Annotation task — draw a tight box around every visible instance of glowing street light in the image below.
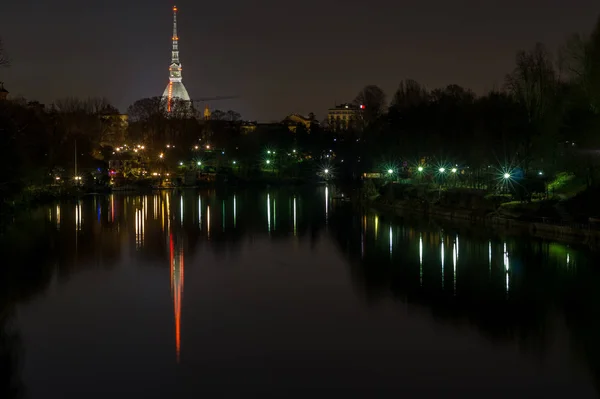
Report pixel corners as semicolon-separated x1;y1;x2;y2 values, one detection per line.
179;162;184;166
232;161;237;164
503;173;511;179
418;166;424;172
159;153;164;159
387;169;393;174
439;167;445;173
324;169;329;174
266;160;271;164
267;150;271;154
197;161;201;166
451;168;457;173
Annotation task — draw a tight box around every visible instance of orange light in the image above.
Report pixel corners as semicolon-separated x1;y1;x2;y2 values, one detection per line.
167;81;173;112
173;6;177;11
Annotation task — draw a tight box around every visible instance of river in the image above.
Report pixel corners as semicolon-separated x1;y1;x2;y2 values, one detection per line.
1;186;599;398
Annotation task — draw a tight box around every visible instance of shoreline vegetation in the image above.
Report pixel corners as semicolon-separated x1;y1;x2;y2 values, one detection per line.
359;180;600;247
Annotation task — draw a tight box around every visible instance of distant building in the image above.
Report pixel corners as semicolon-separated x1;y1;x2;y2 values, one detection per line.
0;82;8;101
240;121;258;134
327;103;363;131
283;113;312;129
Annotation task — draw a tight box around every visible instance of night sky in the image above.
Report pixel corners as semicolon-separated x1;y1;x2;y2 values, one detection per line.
1;0;599;121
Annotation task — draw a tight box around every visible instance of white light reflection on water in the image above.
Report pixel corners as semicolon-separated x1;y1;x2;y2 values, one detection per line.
488;240;492;277
293;196;297;236
504;242;510;294
325;186;329;223
441;235;445;288
453;242;457;295
180;195;184;226
267;194;271;232
233;194;237;228
389;226;393;257
419;233;423;286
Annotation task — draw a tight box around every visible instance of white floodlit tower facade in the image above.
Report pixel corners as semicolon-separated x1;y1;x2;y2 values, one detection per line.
162;5;190;111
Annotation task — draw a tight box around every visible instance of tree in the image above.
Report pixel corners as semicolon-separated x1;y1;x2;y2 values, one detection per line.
211;109;225;121
390;79;429;110
354;85;386;128
562;15;600;113
225;110;241;122
505;43;560;170
505;43;557;125
0;37;9;67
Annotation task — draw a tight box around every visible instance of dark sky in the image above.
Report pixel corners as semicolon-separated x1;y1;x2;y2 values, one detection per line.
0;0;599;121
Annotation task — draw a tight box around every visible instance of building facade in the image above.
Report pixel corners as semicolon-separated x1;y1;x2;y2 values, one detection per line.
327;103;363;131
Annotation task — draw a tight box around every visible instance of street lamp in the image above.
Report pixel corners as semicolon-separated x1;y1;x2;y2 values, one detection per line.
197;161;201;166
418;166;424;172
439;167;445;173
324;169;329;174
266;160;271;164
451;168;457;173
387;169;393;174
503;173;510;179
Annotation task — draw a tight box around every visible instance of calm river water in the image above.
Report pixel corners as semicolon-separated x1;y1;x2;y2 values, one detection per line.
2;187;600;398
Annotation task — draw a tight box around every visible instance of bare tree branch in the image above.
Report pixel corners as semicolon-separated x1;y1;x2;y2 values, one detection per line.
0;37;9;67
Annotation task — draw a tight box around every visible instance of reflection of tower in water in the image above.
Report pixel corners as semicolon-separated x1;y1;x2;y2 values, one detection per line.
170;232;184;362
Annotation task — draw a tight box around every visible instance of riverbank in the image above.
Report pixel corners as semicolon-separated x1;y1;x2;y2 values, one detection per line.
365;199;600;247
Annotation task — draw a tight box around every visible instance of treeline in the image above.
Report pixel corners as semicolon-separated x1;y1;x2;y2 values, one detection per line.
2;15;600;199
341;16;600;184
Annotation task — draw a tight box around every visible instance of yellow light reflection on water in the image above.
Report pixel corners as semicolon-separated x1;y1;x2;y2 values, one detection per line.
207;205;211;238
56;205;61;230
75;201;82;231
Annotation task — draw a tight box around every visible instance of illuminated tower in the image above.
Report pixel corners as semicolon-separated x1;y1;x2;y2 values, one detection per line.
162;5;190;112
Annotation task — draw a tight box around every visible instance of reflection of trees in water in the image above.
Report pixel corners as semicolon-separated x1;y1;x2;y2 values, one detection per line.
328;207;600;394
0;215;62;399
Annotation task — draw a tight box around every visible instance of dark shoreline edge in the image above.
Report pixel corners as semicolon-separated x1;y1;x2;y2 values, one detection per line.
363;199;600;248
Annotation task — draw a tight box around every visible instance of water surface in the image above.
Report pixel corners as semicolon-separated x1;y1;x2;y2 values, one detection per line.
2;187;600;398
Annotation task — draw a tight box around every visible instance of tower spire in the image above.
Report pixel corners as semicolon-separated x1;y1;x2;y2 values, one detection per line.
162;5;190;111
171;5;179;64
